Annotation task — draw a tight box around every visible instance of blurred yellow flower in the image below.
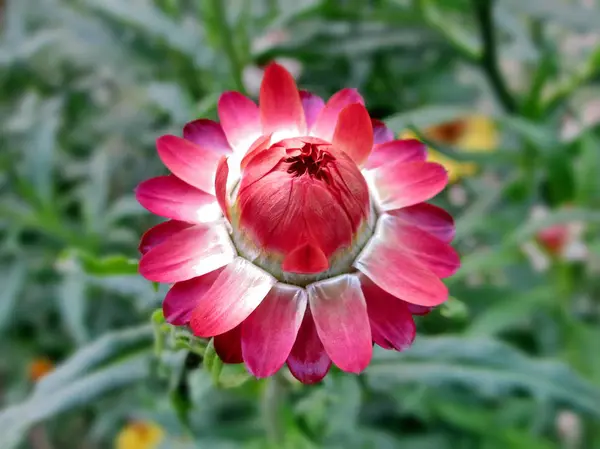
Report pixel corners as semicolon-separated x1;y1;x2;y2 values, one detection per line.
115;421;165;449
401;115;498;183
28;357;54;382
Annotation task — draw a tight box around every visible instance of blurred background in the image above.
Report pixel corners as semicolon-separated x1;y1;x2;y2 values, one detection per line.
1;0;600;448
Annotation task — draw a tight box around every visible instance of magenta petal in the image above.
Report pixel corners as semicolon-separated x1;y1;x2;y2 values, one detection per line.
214;325;243;364
332;103;374;166
156;135;222;195
406;303;433;315
162;269;223;325
354;218;449;307
311;88;364;142
138;220;193;255
307;274;372;373
214;157;230;221
260;63;306;138
183;119;232;155
381;215;460;278
242;284;308;378
371;161;448;210
372;119;395;145
300;90;325;132
139;224;235;283
287;308;331;384
361;276;416;351
389;203;455;242
364;139;427;170
218;91;262;154
135;175;221;224
190;258;276;337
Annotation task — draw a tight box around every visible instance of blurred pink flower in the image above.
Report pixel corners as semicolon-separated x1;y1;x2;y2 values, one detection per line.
136;63;459;383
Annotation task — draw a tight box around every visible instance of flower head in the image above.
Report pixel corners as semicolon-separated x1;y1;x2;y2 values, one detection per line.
402;115;498;183
115;421;164;449
28;357;54;382
136;63;459;383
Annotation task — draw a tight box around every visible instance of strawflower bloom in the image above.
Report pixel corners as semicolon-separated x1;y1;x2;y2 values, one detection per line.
28;357;54;382
136;63;460;383
115;421;164;449
402;115;498;183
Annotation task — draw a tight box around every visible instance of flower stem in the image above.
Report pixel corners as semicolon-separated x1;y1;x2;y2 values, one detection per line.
261;376;285;445
472;0;518;114
209;0;246;93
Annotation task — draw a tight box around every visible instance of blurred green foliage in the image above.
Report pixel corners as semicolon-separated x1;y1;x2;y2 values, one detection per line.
1;0;600;448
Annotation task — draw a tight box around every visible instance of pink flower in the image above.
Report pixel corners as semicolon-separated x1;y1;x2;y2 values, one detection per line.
136;64;459;384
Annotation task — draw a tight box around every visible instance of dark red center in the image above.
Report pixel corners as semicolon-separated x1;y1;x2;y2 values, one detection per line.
285;142;335;182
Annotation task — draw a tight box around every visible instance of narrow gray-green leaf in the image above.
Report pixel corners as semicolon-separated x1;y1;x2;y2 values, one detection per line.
368;336;600;416
0;260;27;333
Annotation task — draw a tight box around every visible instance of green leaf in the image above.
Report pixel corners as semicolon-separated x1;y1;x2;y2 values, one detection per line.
542;149;576;205
0;323;153;449
367;336;600;416
439;296;469;320
218;363;252;389
64;249;139;277
498;116;556;149
202;338;251;388
0;355;150;449
81;0;204;58
575;133;600;205
0;260;27;333
203;338;223;383
35;324;153;394
57;268;89;345
499;0;600;31
448;247;521;283
466;286;556;337
433;401;558;449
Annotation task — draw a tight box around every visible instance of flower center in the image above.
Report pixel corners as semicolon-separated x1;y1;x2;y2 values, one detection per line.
285;142;335;182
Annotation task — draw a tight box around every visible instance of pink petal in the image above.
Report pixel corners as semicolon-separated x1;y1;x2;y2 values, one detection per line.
307;274;372;373
287;308;331;384
354;218;449;306
214;325;243;364
380;215;460;278
389;203;455;242
406;303;433;315
190;257;276;337
242;284;307;377
260;63;306;139
239;134;274;170
214;157;230;221
138;220;193;255
156;135;222;195
135;175;222;223
372;119;394;145
218;92;262;154
364;139;427;170
361;276;415;351
370;161;448;211
183;119;232;155
139;224;235;283
162;268;223;325
332;103;374;166
300;90;325;132
311;88;364;142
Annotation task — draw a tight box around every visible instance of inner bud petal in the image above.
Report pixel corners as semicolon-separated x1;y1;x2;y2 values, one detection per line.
232;137;372;283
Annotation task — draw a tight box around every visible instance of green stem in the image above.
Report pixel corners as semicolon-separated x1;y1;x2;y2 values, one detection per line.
209;0;246;93
472;0;518;113
261;376;285;446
